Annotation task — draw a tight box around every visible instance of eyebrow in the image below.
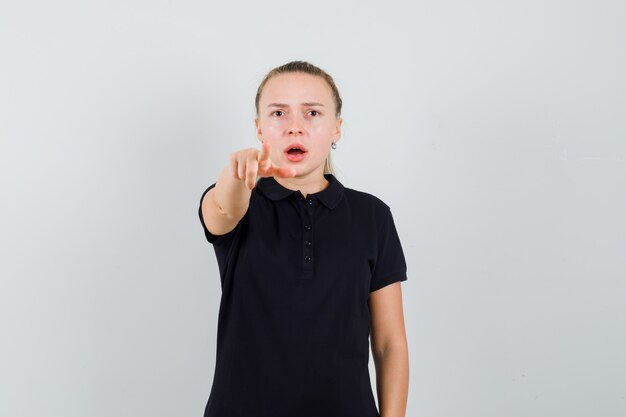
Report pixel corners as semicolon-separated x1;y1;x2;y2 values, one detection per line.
267;102;325;108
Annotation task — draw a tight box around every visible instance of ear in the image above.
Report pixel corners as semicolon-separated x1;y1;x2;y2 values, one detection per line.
334;117;343;143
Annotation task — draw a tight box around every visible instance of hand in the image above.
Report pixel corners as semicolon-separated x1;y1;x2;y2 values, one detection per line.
229;142;297;190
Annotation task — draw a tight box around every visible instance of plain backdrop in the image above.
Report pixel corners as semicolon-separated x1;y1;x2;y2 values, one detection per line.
1;1;625;416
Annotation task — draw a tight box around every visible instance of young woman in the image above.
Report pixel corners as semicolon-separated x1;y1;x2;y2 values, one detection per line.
199;61;409;417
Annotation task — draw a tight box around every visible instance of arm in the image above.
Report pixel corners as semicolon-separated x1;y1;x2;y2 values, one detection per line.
201;142;295;236
369;281;409;417
201;164;252;236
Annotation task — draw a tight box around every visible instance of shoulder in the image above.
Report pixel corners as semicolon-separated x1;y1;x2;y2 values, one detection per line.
342;185;392;218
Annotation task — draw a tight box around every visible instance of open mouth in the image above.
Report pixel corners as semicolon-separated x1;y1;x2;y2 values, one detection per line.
284;143;308;154
287;148;306;155
284;144;308;162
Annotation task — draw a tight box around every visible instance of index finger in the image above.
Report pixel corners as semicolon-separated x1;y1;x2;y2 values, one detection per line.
257;141;270;165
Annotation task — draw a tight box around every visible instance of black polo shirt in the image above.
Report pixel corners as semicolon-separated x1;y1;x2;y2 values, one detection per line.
198;173;408;417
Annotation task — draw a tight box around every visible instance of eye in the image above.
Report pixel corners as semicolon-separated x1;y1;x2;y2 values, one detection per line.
309;110;319;116
271;110;284;117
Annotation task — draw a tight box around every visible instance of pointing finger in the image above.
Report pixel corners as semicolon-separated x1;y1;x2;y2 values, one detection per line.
257;142;270;168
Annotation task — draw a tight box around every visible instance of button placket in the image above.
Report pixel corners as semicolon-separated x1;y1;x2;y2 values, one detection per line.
301;194;315;273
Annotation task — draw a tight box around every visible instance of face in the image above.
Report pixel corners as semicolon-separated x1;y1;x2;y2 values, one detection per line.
255;72;342;176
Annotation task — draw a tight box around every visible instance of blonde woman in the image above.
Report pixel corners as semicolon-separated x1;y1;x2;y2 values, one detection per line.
199;60;409;417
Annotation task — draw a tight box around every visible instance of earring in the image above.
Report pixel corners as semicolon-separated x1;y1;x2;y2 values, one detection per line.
331;142;337;150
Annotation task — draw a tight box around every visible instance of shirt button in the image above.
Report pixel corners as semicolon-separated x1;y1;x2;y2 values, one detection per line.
304;224;311;231
304;255;311;261
307;198;313;205
305;240;311;246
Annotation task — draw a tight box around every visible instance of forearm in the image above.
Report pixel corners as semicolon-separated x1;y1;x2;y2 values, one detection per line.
373;346;409;417
213;164;252;218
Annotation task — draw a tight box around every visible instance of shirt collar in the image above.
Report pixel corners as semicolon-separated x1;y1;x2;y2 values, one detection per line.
256;173;344;210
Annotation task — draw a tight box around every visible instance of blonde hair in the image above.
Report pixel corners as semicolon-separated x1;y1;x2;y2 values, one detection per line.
255;60;342;176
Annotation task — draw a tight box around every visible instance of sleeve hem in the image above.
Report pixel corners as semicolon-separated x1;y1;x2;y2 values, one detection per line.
369;270;408;293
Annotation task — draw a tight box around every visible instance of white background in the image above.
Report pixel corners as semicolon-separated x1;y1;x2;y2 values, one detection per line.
1;1;625;416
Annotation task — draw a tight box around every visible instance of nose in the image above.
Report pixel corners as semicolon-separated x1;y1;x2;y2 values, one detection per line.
288;115;304;135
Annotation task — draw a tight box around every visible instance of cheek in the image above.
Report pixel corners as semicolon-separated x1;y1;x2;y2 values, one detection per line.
263;123;283;136
308;122;335;136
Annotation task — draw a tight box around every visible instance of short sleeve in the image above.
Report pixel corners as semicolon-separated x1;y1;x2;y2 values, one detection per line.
198;182;242;247
369;206;408;293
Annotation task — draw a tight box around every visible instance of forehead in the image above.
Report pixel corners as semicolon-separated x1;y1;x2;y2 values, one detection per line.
260;72;333;105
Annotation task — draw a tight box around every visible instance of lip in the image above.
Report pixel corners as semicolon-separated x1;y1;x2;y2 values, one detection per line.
283;142;308;163
283;143;308;153
284;150;307;162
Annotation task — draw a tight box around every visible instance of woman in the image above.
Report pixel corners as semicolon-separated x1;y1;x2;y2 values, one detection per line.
199;60;409;417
